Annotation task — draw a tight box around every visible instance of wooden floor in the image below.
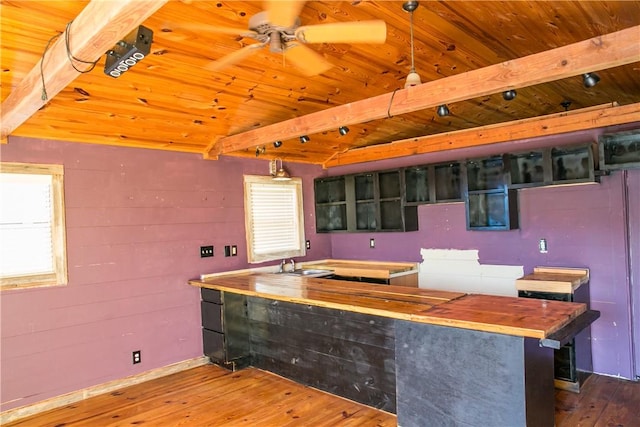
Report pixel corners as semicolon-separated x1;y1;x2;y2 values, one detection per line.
5;364;640;426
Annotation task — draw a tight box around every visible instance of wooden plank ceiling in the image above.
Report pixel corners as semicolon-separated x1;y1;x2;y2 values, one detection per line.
1;1;639;167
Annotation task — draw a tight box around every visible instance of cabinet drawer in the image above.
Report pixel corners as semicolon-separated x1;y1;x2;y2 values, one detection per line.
202;328;225;360
201;301;223;332
201;288;222;303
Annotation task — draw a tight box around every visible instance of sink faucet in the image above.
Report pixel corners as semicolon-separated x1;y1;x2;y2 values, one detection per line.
279;259;286;273
289;259;295;271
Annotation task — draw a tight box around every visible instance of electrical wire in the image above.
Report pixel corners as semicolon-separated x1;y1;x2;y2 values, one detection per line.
40;32;62;101
64;20;98;73
40;20;99;101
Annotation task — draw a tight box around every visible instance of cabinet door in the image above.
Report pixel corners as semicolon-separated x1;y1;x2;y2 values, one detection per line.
599;130;640;170
434;163;462;202
354;174;377;231
466;156;505;191
404;167;430;204
551;146;595;184
378;170;405;231
315;177;348;232
507;151;546;188
464;158;518;230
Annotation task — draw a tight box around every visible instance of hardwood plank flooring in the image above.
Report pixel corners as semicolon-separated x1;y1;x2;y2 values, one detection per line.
4;364;639;426
555;374;640;427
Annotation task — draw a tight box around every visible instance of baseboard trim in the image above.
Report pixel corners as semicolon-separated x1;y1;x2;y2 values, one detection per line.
0;356;209;424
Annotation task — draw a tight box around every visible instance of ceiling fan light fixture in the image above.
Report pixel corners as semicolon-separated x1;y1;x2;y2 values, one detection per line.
436;104;450;117
583;72;600;88
273;140;283;148
403;1;421;89
405;71;422;88
339;126;350;136
299;135;310;143
502;89;517;101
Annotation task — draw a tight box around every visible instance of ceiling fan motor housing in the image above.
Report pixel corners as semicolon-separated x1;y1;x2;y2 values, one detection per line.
248;11;299;53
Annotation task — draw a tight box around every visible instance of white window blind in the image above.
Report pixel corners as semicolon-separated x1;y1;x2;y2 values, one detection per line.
0;162;67;289
0;173;54;276
244;175;305;263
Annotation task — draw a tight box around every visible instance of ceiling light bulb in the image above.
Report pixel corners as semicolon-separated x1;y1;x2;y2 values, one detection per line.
502;89;517;101
339;126;349;136
583;72;600;88
273;140;282;148
405;71;422;88
299;135;310;143
436;104;450;117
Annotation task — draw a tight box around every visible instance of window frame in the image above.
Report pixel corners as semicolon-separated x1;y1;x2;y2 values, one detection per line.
0;162;68;290
243;175;306;264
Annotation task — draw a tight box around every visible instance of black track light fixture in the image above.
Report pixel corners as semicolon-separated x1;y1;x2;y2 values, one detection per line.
582;72;600;88
502;89;517;101
560;100;572;111
338;126;350;136
273;140;282;148
299;135;310;143
436;104;450;117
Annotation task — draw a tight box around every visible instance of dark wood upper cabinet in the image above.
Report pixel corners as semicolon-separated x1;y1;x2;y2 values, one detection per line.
315;143;602;233
506;144;597;188
314;176;348;232
506;151;547;188
599;130;640;171
463;156;519;231
315;170;417;233
551;146;595;184
404;162;462;206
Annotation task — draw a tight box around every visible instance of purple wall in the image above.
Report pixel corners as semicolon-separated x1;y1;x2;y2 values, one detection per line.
326;127;639;380
0;137;328;411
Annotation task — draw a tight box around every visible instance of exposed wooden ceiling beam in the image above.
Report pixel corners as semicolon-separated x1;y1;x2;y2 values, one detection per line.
209;25;640;159
0;0;168;140
323;102;640;167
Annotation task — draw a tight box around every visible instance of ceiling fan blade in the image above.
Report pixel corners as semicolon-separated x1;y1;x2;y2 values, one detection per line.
264;0;306;28
284;43;333;76
205;44;264;72
171;22;257;38
295;20;387;44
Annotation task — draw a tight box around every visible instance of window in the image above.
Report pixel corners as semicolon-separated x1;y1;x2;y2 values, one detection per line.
244;175;306;263
0;162;68;289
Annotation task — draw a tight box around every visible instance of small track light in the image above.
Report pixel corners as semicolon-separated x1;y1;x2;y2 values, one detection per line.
502;89;517;101
339;126;349;136
560;100;572;111
273;140;282;148
436;104;450;117
299;135;310;143
582;72;600;88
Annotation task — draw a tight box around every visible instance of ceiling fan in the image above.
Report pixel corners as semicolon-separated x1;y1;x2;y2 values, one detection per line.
184;0;387;76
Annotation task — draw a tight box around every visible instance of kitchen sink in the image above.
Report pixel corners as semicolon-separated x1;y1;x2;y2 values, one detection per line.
283;269;334;277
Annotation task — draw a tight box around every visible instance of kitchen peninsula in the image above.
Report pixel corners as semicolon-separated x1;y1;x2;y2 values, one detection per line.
189;271;598;427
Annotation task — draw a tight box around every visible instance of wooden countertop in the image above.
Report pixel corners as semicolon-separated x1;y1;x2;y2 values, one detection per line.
301;259;418;278
516;267;589;294
190;272;586;339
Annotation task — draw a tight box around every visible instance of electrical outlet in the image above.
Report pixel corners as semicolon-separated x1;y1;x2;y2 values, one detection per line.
369;238;376;248
306;240;311;250
200;245;214;258
231;245;237;256
224;245;231;257
132;350;141;364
